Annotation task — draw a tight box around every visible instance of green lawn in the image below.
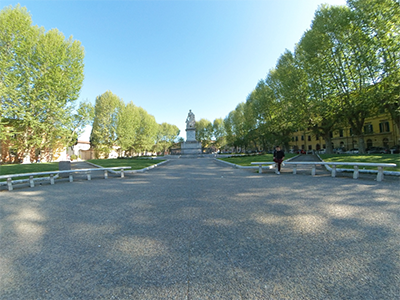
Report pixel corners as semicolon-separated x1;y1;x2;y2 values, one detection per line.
218;153;399;171
0;158;165;178
0;162;60;176
218;153;298;166
319;154;400;171
87;158;165;170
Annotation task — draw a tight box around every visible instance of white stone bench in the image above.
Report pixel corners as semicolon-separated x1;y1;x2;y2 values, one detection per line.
250;162;276;174
251;161;397;182
0;167;131;191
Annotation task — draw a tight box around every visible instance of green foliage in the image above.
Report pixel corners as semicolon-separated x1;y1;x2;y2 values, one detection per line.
222;0;398;155
116;101;140;154
347;0;400;131
213;118;226;149
195;118;213;148
0;5;85;157
131;107;158;153
90;91;124;155
155;122;180;153
88;158;165;170
0;162;59;176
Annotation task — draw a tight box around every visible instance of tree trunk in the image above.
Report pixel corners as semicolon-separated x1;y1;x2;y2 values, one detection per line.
323;134;333;154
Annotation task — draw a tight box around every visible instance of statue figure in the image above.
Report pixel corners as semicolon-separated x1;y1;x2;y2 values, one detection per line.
186;109;195;128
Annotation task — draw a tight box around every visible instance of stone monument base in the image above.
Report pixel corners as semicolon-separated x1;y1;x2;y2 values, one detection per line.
181;141;202;155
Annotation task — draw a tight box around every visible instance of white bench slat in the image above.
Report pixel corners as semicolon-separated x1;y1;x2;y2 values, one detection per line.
250;162;276;174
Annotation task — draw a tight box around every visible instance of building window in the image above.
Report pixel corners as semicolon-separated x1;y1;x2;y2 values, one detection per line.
308;135;311;141
330;132;333;138
308;145;312;150
364;124;373;134
339;129;343;137
366;139;373;149
316;135;319;140
301;135;304;141
379;121;390;133
349;128;353;136
295;136;298;141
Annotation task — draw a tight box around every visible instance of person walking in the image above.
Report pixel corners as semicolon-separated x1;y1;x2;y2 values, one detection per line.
273;146;285;174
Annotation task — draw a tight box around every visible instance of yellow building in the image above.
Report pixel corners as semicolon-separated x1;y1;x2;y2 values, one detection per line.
289;113;399;152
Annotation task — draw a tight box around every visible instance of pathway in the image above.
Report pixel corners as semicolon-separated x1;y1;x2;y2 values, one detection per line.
1;158;399;299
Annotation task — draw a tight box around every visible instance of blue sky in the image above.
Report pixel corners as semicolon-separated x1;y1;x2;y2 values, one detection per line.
2;0;347;139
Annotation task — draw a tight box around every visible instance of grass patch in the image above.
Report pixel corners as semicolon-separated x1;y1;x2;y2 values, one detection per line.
218;153;297;166
319;154;400;171
0;162;61;182
0;162;60;176
88;158;165;170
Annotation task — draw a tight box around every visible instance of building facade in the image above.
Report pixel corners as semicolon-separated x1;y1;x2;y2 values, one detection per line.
289;113;399;152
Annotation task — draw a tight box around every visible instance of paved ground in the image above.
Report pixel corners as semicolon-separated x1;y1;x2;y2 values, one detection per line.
71;161;98;170
1;157;399;299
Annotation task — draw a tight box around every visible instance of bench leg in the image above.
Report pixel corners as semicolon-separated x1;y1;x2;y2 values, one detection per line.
259;165;262;174
311;165;316;176
29;176;35;188
353;166;359;179
293;165;297;174
121;169;125;178
376;167;383;182
104;170;108;179
50;174;55;185
87;172;91;181
7;178;13;191
331;165;336;177
69;174;73;182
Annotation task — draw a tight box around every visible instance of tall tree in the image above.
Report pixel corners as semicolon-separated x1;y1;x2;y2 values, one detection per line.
116;101;140;155
0;5;85;159
348;0;400;132
245;80;277;151
155;122;180;154
299;4;381;153
131;107;158;154
90;91;124;156
264;50;309;150
212;118;226;150
195;118;213;148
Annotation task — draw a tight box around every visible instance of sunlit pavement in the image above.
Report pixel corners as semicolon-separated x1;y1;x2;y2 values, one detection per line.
1;158;399;299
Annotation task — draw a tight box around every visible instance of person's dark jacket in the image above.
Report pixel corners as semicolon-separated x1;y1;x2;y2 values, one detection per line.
273;150;285;161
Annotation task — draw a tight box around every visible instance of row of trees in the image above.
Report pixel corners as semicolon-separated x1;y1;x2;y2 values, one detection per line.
90;91;179;157
3;1;399;159
221;0;399;154
0;5;179;161
194;118;226;150
1;5;93;161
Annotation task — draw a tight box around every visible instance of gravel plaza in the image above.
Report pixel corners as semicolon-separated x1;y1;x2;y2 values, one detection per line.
1;157;399;299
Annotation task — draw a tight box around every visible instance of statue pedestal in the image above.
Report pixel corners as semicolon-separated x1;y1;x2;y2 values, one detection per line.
181;141;202;155
181;128;201;155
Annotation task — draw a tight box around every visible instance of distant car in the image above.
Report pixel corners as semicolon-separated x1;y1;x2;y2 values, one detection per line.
346;148;359;154
390;145;400;154
333;148;346;154
318;149;326;154
367;147;385;154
